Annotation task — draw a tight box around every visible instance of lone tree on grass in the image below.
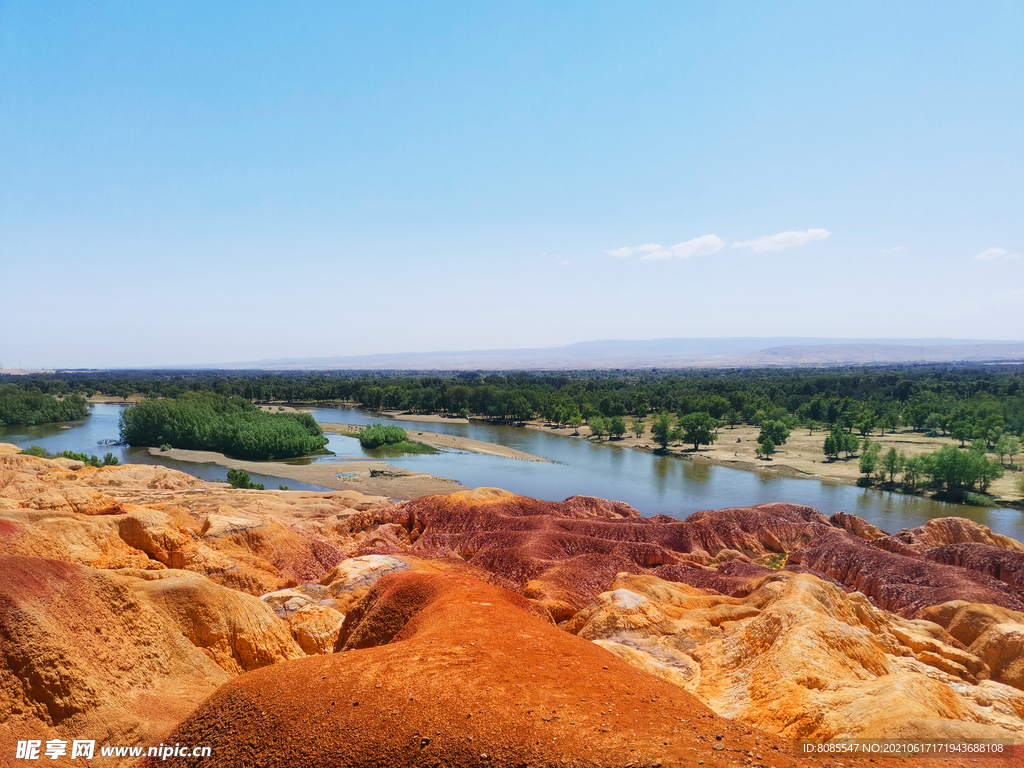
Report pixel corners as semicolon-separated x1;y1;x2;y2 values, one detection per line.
651;412;674;450
608;416;627;440
676;412;718;451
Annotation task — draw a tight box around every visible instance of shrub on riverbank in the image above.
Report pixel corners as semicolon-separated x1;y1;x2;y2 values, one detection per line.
227;468;264;490
119;393;327;461
0;386;88;427
21;445;120;467
357;424;435;454
358;424;408;448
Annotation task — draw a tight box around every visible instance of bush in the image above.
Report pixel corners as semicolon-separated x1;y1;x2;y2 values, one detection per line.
160;443;172;451
965;492;997;508
357;424;409;448
54;450;106;467
119;393;328;461
21;445;51;458
227;468;265;490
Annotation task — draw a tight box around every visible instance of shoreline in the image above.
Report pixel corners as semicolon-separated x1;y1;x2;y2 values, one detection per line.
318;422;551;463
521;419;1023;506
146;447;466;499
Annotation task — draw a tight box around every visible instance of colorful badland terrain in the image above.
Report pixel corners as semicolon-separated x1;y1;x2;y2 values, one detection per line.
1;443;1022;767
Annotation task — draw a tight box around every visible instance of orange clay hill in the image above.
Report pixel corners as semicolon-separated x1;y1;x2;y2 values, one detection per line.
1;448;1022;766
140;570;998;768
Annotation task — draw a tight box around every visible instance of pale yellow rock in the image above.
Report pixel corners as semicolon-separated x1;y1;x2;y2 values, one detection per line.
570;571;1024;740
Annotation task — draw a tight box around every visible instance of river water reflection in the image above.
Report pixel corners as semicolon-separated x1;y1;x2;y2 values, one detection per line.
307;406;1023;541
1;403;1020;541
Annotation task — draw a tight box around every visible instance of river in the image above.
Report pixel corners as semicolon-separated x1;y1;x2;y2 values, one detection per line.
2;403;1021;541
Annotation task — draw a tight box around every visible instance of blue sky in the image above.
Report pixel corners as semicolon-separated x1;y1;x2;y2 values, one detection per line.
2;1;1022;368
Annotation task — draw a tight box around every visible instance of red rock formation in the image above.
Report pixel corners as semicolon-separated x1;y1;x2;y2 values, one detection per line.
924;543;1024;593
789;531;1024;618
140;571;974;768
873;517;1024;557
830;511;887;540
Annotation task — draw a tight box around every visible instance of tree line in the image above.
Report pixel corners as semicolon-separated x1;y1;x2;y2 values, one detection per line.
0;385;88;427
8;365;1023;439
118;393;328;461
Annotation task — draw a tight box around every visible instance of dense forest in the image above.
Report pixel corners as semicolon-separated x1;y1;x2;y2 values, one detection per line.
7;365;1024;441
118;393;328;460
0;385;88;427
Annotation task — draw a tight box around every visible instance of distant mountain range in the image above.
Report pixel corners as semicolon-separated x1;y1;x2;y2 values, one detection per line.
189;338;1024;371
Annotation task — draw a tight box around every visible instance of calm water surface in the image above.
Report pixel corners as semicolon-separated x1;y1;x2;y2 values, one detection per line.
308;406;1023;541
2;404;1020;541
0;404;331;491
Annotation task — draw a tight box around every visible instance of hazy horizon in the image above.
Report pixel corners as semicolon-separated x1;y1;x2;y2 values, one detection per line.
5;336;1024;373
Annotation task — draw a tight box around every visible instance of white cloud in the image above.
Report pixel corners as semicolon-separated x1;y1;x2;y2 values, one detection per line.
975;247;1021;261
669;234;724;259
733;228;831;252
610;236;722;261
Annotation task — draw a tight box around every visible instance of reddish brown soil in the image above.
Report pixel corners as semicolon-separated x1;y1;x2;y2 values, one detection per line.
141;571;993;768
789;531;1024;618
370;493;843;609
923;543;1024;592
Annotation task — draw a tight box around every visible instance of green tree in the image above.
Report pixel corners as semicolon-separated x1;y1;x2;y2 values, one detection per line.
758;437;775;459
950;421;972;447
589;415;607;440
676;412;718;451
758;420;790;446
823;434;839;460
227;469;265;490
651;412;673;450
994;435;1010;465
901;454;922;488
631;419;645;439
1006;436;1021;467
608;416;627;440
976;456;1003;493
569;412;583;436
859;441;880;477
881;447;903;484
633;394;649;419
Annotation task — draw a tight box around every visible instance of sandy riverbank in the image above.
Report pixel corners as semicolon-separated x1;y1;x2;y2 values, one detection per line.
146;447;465;498
319;422;551;463
525;420;1024;503
381;410;470;424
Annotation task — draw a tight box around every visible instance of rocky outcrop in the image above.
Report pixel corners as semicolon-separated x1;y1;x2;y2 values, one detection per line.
0;555;228;766
0;452;385;596
788;530;1024;618
922;601;1024;691
5;448;1024;765
830;511;887;540
568;571;1024;741
130;570;305;675
923;543;1024;592
874;517;1024;557
140;571;890;768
